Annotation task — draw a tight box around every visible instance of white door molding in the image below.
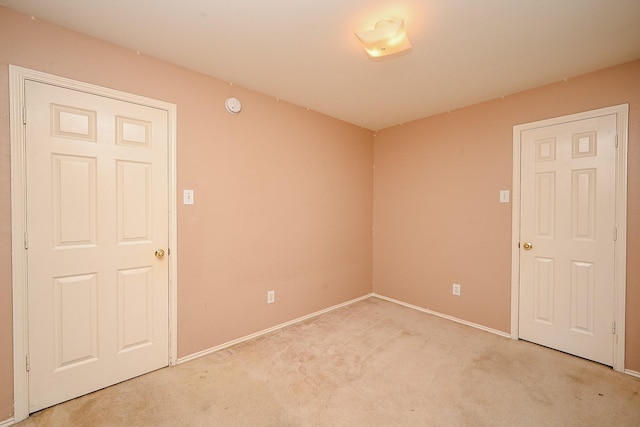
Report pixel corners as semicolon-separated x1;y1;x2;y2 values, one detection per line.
9;65;178;422
510;104;628;372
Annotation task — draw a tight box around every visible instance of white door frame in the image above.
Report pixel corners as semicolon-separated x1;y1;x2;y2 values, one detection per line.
510;104;628;372
9;65;179;422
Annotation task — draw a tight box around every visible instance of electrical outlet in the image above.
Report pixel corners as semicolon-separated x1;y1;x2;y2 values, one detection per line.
452;283;461;296
267;290;275;304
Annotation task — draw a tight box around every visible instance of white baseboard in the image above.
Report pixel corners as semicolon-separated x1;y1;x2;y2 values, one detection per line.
625;369;640;379
0;417;15;427
177;293;374;364
372;293;512;339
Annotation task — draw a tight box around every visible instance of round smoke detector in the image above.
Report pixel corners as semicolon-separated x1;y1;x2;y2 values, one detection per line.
225;97;242;114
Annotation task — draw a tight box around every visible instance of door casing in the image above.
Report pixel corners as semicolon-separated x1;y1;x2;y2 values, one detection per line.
510;104;628;372
9;65;179;423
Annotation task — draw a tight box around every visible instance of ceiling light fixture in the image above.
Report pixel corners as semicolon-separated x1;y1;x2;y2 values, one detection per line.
355;18;412;58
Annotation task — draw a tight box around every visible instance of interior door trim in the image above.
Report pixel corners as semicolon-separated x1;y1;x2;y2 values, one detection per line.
9;65;179;423
510;104;628;372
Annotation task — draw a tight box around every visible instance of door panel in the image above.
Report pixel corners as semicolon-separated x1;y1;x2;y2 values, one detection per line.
53;154;98;247
117;160;152;242
519;114;616;366
117;267;154;352
54;273;98;368
26;80;169;412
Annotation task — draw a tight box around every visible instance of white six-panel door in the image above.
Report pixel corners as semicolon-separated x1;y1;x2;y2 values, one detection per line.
25;80;169;411
518;114;617;366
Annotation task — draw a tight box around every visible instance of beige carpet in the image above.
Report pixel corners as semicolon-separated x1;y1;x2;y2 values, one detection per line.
17;297;640;426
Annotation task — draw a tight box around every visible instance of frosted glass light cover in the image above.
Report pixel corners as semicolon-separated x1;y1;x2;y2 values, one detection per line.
355;19;412;58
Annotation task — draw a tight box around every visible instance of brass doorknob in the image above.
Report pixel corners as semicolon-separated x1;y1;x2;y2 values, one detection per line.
155;249;165;259
523;242;533;250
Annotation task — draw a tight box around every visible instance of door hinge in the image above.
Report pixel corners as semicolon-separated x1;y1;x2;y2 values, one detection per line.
613;227;617;242
26;353;30;372
615;134;618;148
24;232;28;249
612;321;616;335
22;106;27;125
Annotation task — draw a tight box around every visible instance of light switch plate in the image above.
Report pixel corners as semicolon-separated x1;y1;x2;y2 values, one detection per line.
183;189;194;205
499;190;510;203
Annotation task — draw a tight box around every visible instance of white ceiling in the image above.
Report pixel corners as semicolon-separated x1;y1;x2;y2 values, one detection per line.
2;0;640;130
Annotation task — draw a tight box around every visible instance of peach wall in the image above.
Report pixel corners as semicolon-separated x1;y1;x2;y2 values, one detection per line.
0;7;373;421
0;41;12;420
373;60;640;370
